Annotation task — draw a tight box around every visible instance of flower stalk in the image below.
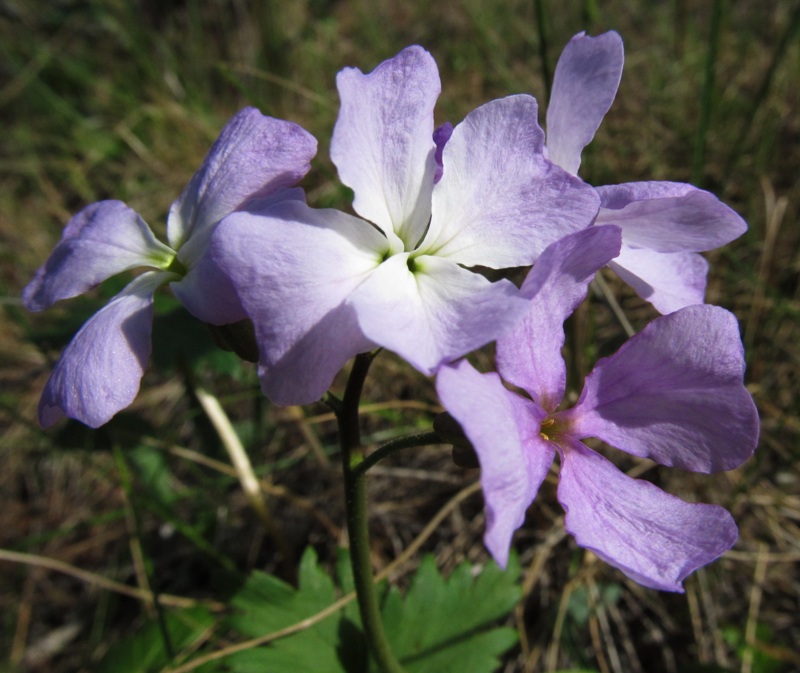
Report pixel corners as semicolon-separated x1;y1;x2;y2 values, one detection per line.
337;352;406;673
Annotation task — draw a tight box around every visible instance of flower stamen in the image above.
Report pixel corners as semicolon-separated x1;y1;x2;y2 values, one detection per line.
540;417;555;440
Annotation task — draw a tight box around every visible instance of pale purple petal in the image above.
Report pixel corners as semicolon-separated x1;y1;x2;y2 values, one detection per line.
557;439;738;592
546;31;624;176
609;246;708;314
433;122;453;183
436;360;555;568
331;46;440;247
496;226;622;411
564;305;759;472
170;188;306;326
24;201;173;312
38;271;170;428
167;107;317;258
170;251;246;326
596;182;748;252
210;201;386;405
348;254;530;375
421;95;600;268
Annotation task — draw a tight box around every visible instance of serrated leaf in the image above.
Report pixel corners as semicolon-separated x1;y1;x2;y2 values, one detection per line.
383;553;521;673
219;547;353;673
209;549;520;673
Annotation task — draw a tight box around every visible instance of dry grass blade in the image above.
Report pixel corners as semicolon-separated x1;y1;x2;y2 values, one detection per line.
194;387;285;547
0;549;225;611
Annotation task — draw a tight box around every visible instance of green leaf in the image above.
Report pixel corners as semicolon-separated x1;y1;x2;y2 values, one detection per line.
384;554;521;673
98;606;215;673
208;548;520;673
221;547;351;673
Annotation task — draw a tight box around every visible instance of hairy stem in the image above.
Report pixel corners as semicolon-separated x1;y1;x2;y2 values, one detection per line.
353;430;442;477
338;352;406;673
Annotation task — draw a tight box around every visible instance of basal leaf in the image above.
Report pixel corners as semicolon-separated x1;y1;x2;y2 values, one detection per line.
383;553;521;673
217;547;354;673
200;548;520;673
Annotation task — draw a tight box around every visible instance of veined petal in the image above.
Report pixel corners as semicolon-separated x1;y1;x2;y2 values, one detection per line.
348;254;530;375
433;122;453;184
436;360;554;568
38;271;170;428
331;46;440;247
564;305;759;472
171;188;307;326
596;181;748;252
168;107;317;258
496;226;622;411
210;201;386;405
609;246;708;314
24;200;173;312
557;439;738;592
546;31;624;176
422;95;599;268
170;250;247;326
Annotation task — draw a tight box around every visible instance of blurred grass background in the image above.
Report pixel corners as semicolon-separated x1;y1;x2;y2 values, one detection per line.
1;0;799;671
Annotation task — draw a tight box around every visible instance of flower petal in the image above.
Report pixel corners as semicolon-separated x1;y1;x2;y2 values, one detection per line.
609;246;708;314
23;201;173;312
557;439;738;592
331;46;440;247
565;304;759;472
433;122;453;184
168;107;317;258
171;188;306;326
436;360;554;568
496;226;622;411
210;201;386;405
422;95;600;268
38;271;169;428
596;181;748;252
170;251;247;326
348;253;529;375
546;31;624;176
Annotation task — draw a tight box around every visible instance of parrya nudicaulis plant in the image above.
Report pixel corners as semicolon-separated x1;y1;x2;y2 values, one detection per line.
24;31;759;673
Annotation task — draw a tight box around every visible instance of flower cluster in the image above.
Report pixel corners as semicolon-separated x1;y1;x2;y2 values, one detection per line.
25;32;758;590
24;109;316;427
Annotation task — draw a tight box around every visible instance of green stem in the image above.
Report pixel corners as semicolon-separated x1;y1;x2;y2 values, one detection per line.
533;0;551;104
692;0;722;187
338;353;406;673
353;430;442;477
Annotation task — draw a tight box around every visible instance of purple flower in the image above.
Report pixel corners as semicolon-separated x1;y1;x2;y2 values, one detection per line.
545;31;748;313
211;46;600;405
436;225;759;591
24;108;317;428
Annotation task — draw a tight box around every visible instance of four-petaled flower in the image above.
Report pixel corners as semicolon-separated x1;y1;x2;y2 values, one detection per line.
437;225;759;591
24;108;317;427
545;31;748;313
23;37;758;591
210;46;600;405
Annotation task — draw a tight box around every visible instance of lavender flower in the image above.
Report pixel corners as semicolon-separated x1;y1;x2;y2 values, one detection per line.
436;225;759;591
545;31;747;313
24;108;317;427
211;46;600;405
